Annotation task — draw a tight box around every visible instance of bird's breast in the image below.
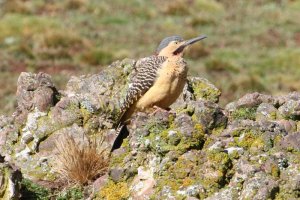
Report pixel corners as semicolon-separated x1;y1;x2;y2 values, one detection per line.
136;58;188;110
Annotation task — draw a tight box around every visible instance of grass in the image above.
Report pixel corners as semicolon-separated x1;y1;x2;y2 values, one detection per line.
0;0;299;115
52;133;109;186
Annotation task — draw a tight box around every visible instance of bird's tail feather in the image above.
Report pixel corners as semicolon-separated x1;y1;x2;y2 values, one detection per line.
110;123;129;152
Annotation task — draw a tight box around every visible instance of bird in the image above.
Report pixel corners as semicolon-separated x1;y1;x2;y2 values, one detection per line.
111;35;207;151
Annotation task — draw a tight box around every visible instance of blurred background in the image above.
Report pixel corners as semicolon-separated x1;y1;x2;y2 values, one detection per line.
0;0;299;115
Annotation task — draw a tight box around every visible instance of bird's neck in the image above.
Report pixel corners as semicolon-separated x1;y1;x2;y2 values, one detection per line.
166;54;184;62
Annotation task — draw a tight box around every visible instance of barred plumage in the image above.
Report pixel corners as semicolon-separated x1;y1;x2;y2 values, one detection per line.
119;56;167;117
111;35;207;152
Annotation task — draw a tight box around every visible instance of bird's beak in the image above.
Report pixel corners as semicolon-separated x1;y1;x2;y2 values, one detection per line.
173;35;207;55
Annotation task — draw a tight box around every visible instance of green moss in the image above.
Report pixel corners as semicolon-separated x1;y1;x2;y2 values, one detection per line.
201;170;224;190
109;139;131;170
56;187;84;200
153;154;200;197
250;137;265;151
146;125;205;155
203;137;214;149
20;179;50;200
212;126;225;136
36;116;59;139
24;162;57;183
99;181;130;200
191;80;221;103
275;192;300;200
228;150;240;160
198;151;233;194
231;129;244;137
236;130;261;149
207;151;232;172
80;107;92;125
168;114;176;128
175;105;195;116
156;178;182;191
169;158;194;179
231;107;257;120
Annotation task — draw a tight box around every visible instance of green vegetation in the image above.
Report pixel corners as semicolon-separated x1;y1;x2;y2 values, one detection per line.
231;107;257;120
0;0;299;115
56;187;84;200
20;178;84;200
20;179;50;200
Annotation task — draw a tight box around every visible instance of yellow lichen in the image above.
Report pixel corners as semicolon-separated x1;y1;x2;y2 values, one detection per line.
271;164;280;178
237;130;261;149
182;177;195;187
99;181;130;200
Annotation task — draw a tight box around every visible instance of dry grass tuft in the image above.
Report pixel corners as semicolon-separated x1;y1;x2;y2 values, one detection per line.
53;133;109;186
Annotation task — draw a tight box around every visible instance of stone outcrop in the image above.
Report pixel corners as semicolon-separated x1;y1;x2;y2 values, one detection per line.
0;59;300;199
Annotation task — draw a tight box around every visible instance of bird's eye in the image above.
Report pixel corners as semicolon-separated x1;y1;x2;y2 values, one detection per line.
175;41;178;44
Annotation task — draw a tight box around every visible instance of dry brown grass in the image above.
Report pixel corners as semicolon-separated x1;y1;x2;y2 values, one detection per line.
53;133;109;186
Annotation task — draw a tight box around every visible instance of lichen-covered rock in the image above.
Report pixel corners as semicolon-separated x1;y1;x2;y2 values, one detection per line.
1;59;300;199
277;132;300;152
239;172;279;200
278;100;300;120
256;103;278;121
225;93;279;112
189;77;221;103
0;163;22;200
0;59;137;186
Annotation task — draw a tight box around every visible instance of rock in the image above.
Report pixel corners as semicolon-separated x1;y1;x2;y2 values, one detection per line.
171;77;221;111
240;172;279;200
190;100;227;132
110;168;125;182
0;59;136;186
92;174;108;192
204;188;238;200
131;167;156;199
256;103;278;121
225;93;276;112
277;132;300;152
2;59;300;199
278;100;300;120
276;119;297;133
0;163;22;200
16;72;58;115
189;77;221;103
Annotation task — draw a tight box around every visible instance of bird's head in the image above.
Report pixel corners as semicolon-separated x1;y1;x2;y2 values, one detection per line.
157;35;207;57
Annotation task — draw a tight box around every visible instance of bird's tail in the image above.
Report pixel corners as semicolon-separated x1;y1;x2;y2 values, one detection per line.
110;103;136;152
110;123;129;152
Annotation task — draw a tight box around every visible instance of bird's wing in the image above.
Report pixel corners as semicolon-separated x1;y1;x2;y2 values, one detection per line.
118;55;167;121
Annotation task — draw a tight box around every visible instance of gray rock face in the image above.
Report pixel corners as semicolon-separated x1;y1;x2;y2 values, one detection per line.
1;59;300;199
